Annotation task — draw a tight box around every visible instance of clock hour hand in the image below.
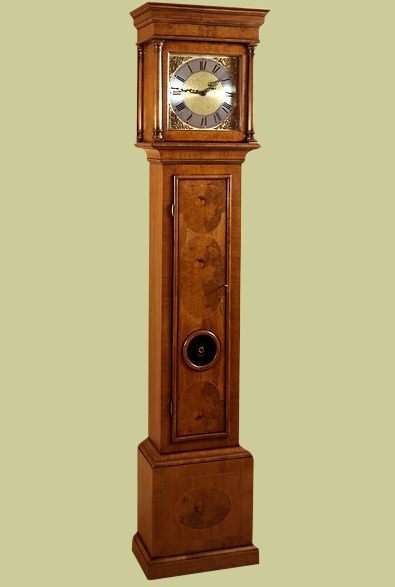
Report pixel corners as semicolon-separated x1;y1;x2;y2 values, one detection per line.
201;83;235;97
200;80;220;95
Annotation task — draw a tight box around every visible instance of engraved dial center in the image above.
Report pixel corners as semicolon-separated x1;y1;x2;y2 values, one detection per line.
183;73;224;115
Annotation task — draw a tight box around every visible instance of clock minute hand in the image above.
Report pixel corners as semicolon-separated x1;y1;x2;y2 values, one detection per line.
170;87;204;95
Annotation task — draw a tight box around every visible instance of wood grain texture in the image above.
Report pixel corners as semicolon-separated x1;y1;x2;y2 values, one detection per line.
135;439;257;561
139;436;252;468
136;445;153;555
131;3;269;45
141;42;155;143
130;4;268;579
132;533;259;580
135;143;259;577
144;150;253;454
132;34;266;144
176;380;225;437
173;175;229;441
176;486;231;529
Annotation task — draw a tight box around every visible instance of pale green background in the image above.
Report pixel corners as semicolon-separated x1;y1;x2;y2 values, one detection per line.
1;1;394;586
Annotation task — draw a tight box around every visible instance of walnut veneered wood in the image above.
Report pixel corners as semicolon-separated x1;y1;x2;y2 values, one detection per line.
130;3;269;579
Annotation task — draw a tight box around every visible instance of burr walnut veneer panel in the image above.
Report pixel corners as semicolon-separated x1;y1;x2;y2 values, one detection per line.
173;176;230;441
133;438;258;579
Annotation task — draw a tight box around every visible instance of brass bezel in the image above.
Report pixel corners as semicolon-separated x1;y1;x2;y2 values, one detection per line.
182;330;221;371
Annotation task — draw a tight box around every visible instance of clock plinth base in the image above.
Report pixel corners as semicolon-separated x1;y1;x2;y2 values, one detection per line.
133;438;258;579
132;532;259;580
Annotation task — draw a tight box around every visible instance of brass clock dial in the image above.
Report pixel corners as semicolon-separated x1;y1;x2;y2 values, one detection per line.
169;57;237;130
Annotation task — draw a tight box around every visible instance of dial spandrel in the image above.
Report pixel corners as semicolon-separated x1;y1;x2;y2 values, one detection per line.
168;56;238;130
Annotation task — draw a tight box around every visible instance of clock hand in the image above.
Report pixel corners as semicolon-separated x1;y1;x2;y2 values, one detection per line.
201;83;236;97
170;87;204;95
201;80;220;96
171;84;235;97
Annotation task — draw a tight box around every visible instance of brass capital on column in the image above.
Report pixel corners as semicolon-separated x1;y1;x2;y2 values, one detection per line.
153;40;164;52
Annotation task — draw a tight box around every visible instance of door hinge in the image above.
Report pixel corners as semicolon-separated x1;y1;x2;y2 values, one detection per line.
171;203;175;217
169;401;173;416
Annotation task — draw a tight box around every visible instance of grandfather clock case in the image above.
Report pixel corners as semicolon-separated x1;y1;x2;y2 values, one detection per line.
130;3;269;579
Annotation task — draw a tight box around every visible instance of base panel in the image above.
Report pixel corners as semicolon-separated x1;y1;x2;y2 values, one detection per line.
133;439;258;579
132;533;259;580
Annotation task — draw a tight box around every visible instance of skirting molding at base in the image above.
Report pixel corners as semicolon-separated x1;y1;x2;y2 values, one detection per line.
132;533;259;580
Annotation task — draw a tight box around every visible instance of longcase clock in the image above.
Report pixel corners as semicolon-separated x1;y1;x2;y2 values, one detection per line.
130;2;269;580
